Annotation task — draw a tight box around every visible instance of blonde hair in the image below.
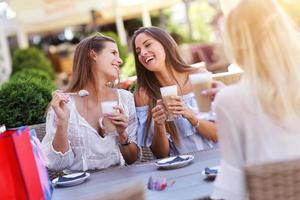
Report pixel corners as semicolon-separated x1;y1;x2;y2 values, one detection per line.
224;0;300;123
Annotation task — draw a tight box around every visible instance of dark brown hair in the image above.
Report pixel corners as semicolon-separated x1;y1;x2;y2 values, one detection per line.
66;33;115;98
132;26;194;146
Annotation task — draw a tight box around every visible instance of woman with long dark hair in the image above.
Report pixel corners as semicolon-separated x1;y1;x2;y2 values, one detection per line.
132;27;218;158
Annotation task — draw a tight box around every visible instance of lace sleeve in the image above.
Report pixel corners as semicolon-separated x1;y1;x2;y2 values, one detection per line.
41;108;75;170
118;90;138;143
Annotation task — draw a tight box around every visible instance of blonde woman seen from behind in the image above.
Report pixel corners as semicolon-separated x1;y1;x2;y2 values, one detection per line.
212;0;300;199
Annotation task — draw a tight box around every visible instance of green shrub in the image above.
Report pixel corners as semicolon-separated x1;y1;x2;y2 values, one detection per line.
12;47;54;79
0;77;55;128
11;68;52;82
128;81;137;93
121;53;136;77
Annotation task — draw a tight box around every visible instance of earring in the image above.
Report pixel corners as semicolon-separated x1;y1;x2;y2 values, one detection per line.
105;82;114;88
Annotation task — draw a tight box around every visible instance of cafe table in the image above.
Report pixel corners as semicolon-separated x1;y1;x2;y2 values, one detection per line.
52;148;220;200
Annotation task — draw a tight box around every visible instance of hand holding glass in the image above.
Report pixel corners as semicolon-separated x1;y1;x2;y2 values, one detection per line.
160;85;178;121
189;72;213;113
100;101;119;136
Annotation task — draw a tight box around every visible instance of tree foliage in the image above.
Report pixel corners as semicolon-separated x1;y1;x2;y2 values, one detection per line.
163;0;216;43
0;76;55;128
12;47;54;79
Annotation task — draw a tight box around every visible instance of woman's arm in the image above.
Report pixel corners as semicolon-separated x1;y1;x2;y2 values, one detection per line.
51;91;71;153
109;104;139;164
168;96;218;142
187;113;218;142
52;121;70;153
134;90;170;158
118;132;139;164
151;120;170;158
42;109;75;170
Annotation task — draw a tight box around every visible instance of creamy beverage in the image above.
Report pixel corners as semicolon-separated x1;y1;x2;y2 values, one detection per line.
100;101;118;134
189;72;212;112
160;85;178;121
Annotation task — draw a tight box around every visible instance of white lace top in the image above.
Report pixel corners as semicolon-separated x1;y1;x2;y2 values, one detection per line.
41;89;138;171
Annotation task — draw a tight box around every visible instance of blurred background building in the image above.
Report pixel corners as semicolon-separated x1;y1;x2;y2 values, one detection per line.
1;0;300;129
0;0;300;84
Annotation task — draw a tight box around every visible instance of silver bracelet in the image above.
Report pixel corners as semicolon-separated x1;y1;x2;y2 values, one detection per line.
119;137;132;146
193;119;201;129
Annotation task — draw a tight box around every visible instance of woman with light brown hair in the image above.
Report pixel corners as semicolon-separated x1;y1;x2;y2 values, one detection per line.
212;0;300;199
42;34;139;171
132;27;218;159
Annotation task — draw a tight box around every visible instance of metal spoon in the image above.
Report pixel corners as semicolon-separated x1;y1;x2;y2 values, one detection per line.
66;89;89;97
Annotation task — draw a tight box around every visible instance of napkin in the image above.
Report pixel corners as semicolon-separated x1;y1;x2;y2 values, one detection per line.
165;156;189;164
58;172;86;182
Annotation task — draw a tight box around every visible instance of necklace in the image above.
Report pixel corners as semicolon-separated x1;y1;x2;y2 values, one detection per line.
175;73;190;96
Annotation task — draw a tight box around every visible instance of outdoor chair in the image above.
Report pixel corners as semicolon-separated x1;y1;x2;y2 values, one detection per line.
190;61;206;69
245;159;300;200
140;147;154;162
212;66;243;85
29;123;66;180
29;123;47;142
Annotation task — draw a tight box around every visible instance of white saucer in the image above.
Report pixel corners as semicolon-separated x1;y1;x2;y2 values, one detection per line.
52;172;90;187
202;166;220;179
155;155;194;169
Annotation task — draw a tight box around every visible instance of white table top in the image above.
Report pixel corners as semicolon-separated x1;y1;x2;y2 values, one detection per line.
52;148;220;200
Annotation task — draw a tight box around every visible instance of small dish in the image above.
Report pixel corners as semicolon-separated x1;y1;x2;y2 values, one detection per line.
52;172;90;187
155;155;194;169
202;166;220;180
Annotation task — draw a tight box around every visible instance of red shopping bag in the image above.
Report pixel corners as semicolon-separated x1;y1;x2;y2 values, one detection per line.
29;129;53;200
0;127;44;200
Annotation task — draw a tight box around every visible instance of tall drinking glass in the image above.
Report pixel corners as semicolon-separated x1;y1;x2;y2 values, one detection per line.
160;85;178;121
100;101;118;136
189;72;213;119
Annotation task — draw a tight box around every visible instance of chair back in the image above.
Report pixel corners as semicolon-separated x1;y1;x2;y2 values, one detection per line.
141;147;154;162
28;123;66;180
190;61;206;69
245;159;300;200
212;67;243;85
29;123;46;142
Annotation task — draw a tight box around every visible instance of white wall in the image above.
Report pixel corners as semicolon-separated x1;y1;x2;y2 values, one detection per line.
0;20;11;84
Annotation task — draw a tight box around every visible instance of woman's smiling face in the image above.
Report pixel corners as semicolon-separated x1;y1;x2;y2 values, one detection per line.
134;33;166;72
94;41;123;81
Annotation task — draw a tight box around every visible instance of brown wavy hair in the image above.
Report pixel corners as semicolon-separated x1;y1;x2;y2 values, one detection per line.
66;33;115;98
132;27;194;146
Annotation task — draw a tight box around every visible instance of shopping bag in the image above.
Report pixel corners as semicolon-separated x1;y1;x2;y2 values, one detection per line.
0;126;47;200
29;129;53;200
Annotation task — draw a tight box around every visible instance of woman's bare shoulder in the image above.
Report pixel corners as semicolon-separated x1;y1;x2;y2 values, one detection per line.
134;88;149;107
